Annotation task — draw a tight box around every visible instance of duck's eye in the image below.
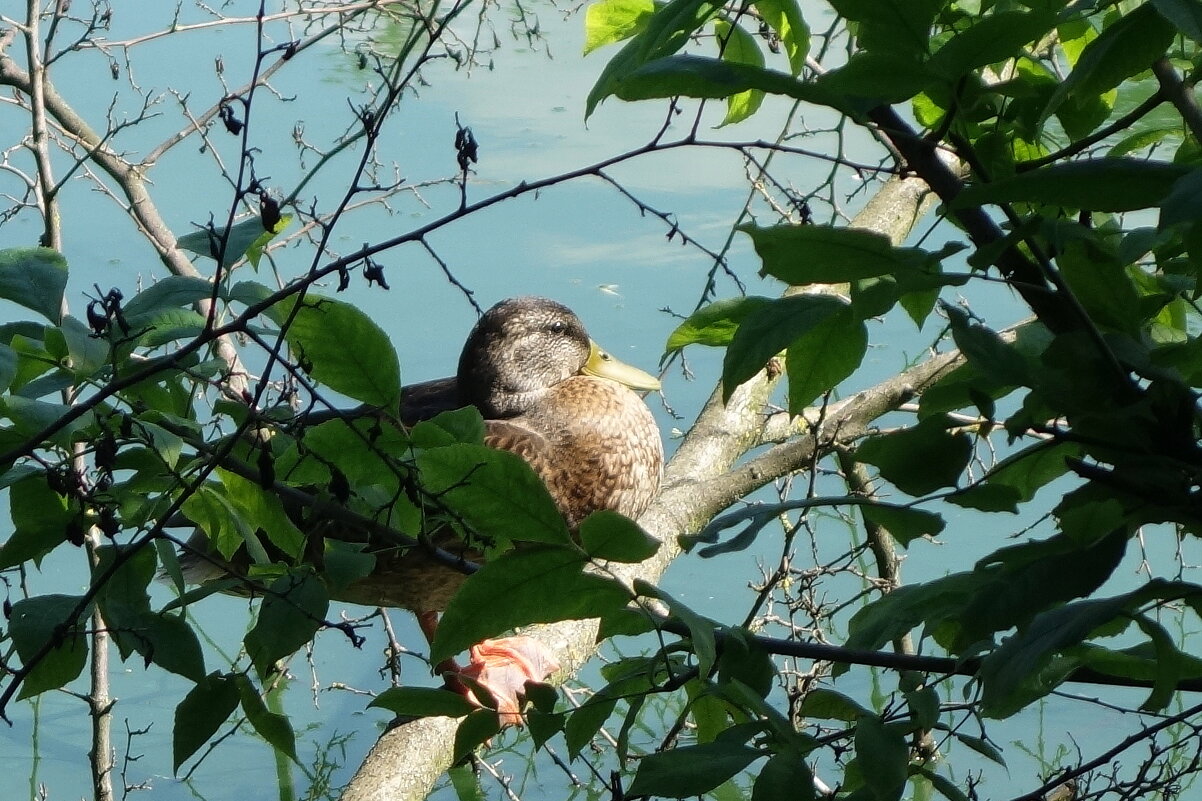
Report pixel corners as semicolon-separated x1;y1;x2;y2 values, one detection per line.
548;321;568;335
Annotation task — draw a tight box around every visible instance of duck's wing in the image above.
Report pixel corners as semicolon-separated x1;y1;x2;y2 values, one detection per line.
400;377;464;426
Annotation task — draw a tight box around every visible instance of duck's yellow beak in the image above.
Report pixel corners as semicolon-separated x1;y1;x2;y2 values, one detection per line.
582;340;661;391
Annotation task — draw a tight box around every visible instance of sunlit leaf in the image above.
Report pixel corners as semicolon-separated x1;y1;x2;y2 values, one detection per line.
664;296;773;353
584;0;655;55
418;444;569;546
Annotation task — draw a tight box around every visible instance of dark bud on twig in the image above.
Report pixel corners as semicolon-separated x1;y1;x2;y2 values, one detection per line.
87;299;109;336
95;430;118;473
219;104;243;135
454;123;479;171
66;517;86;547
282;41;299;60
330;467;350;504
110;61;119;80
257;445;275;490
357;51;368;70
98;507;120;538
3;597;11;619
363;258;389;290
259;191;281;231
46;468;72;497
337;265;351;292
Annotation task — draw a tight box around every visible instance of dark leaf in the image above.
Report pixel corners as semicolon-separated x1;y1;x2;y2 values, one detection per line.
9;594;89;698
861;504;946;545
628;742;762;797
433;546;630;664
235;674;298;762
0;248;68;323
855;715;908;801
955;159;1189;213
579;510;660;562
854;415;973;496
370;686;477;718
173;673;240;771
723;294;846;401
243;571;329;676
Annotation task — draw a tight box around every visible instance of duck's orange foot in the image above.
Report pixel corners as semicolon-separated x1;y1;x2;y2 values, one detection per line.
452;636;560;726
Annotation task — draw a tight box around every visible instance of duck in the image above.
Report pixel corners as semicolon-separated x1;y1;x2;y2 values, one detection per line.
182;297;664;722
392;296;664;721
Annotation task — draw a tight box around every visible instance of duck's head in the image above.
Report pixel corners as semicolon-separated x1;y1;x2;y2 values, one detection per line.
458;296;661;418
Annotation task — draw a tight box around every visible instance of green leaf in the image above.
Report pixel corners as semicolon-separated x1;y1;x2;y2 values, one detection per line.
753;0;808;74
946;483;1021;513
798;688;870;721
628;742;762;797
860;504;945;546
1;475;72;569
944;305;1030;387
0;248;68;323
273;295;401;407
1132;614;1182;712
854;415;973;496
173;673;241;771
417;444;570;546
177;215;290;270
714;20;766;125
784;309;867;411
855;716;908;801
845;572;981;651
9;594;90;698
635;579;718;676
453;709;502;763
183;484;265;562
586;0;726;117
957;529;1128;650
722;294;846;400
584;0;655;54
243;571;329;676
217;469;305;558
753;750;815;801
579;510;660;562
601;55;850;114
408;406;487;448
956;158;1189;213
814;51;934;105
742;224;935;285
1044;5;1175;123
1150;0;1202;43
370;686;477;718
665;296;774;352
235;674;298;762
122;275;215;317
928;10;1056;80
432;545;631;664
950;732;1006;766
827;0;940;58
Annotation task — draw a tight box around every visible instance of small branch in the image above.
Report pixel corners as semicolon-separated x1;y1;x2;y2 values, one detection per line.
1153;58;1202;144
